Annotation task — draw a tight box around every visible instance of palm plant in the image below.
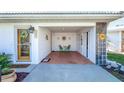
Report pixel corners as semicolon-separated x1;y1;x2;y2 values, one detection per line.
0;53;12;75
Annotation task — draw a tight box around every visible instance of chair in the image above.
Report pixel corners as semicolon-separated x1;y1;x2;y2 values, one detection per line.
66;45;71;51
59;45;63;51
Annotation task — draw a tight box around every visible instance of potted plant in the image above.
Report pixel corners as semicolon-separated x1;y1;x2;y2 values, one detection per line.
0;53;17;82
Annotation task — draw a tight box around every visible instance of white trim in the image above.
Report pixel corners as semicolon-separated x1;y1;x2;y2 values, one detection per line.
0;22;96;27
108;26;124;32
38;23;96;27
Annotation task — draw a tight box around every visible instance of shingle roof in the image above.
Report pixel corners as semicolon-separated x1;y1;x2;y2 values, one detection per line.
0;11;123;15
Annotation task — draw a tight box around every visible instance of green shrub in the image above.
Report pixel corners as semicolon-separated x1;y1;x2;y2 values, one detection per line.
0;53;12;74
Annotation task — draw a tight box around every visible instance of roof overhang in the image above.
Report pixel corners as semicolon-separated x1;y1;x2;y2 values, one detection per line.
0;11;123;23
108;26;124;32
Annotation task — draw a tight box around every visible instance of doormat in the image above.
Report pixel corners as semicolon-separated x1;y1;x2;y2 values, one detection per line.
41;57;51;63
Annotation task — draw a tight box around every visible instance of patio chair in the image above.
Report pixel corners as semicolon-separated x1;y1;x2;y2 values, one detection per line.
59;45;63;51
66;45;71;51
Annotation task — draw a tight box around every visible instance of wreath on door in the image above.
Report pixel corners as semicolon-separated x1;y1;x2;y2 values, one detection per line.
21;30;29;42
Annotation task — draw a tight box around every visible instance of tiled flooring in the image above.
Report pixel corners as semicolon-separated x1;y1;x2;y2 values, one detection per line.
44;51;92;64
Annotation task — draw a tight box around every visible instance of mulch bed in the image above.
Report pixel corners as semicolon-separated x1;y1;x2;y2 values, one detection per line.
15;72;29;82
101;66;124;82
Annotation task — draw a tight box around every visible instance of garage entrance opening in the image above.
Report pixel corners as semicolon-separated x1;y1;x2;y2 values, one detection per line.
39;26;96;64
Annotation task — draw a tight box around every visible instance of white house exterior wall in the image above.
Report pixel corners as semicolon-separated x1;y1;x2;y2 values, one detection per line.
88;27;96;63
0;23;39;64
0;24;15;62
76;27;96;63
108;17;124;32
38;27;51;62
0;22;96;64
107;17;124;53
107;31;122;52
52;32;77;51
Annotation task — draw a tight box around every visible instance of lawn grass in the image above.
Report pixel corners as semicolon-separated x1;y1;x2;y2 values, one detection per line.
107;52;124;65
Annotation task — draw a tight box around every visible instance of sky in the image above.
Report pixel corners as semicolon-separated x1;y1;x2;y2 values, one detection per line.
0;0;124;12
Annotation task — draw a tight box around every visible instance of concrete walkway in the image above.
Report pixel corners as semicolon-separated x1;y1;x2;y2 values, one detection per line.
23;64;120;82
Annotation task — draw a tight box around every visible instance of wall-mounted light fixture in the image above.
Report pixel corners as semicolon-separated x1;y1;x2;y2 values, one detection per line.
28;25;35;33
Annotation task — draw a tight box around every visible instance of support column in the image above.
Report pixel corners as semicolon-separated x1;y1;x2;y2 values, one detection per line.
96;22;107;65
